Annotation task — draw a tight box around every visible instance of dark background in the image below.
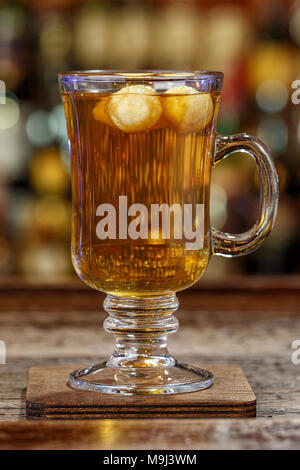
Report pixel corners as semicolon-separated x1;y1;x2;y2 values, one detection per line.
0;0;298;280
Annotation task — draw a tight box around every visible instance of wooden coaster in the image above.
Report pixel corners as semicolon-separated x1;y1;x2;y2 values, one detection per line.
26;364;256;419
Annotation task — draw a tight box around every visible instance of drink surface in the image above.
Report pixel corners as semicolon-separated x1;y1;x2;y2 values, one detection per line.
62;86;220;297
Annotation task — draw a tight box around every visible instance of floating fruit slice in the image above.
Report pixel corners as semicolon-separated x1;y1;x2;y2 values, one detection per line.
163;86;213;133
92;97;113;126
107;85;162;132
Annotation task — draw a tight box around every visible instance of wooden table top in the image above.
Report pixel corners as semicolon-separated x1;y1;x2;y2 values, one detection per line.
0;276;300;449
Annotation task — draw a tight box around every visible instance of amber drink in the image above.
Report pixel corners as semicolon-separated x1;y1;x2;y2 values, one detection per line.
62;85;219;297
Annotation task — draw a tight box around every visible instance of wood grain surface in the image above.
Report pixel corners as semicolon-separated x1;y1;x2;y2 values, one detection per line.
26;365;256;419
0;277;300;449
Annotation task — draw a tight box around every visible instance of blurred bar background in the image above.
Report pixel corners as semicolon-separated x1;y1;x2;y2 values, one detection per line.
0;0;298;280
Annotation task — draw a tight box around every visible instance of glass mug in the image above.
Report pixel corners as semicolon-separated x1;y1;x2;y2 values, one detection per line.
59;71;279;395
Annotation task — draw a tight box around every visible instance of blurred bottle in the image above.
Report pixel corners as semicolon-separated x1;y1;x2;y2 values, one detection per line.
0;1;28;93
29;147;70;195
244;0;297;273
15;147;72;278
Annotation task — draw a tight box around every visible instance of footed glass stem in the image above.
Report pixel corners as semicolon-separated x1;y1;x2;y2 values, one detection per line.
69;294;214;395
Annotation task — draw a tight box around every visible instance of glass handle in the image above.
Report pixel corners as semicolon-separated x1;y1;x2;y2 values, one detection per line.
211;133;279;257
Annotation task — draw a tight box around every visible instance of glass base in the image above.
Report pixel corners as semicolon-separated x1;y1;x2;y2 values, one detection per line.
69;293;214;395
69;359;214;395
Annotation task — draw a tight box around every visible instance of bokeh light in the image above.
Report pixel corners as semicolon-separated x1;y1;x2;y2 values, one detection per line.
0;4;26;41
33;195;71;237
39;18;72;62
30;148;70;194
0;0;298;279
74;5;110;67
210;184;228;229
48;104;68;142
289;6;300;45
18;241;71;277
257;117;288;156
0;97;20;130
26;110;55;147
256;79;288;113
